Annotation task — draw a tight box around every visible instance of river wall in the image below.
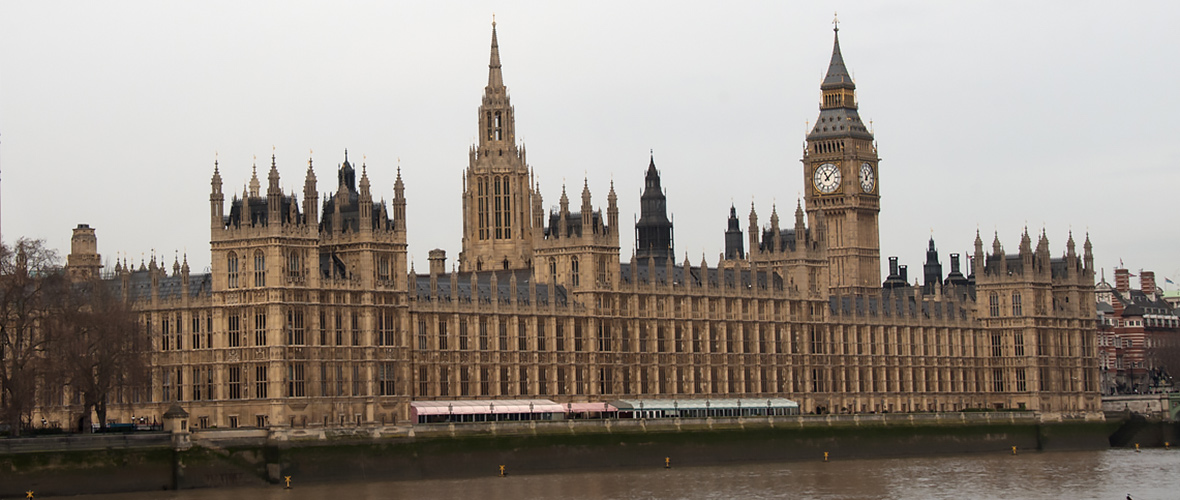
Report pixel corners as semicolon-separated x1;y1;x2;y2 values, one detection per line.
0;413;1116;498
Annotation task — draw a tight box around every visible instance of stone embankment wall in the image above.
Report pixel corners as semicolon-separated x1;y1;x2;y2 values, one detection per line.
1;413;1115;497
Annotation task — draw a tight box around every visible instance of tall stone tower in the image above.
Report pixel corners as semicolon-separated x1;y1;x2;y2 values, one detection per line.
635;154;674;263
460;21;537;272
802;23;881;294
66;223;102;280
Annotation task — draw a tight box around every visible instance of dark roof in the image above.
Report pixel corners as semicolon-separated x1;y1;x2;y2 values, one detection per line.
545;210;602;239
226;194;300;228
619;261;784;291
1112;289;1174;317
414;269;567;306
112;271;212;302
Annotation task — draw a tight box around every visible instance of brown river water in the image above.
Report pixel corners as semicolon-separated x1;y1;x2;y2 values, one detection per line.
63;448;1176;499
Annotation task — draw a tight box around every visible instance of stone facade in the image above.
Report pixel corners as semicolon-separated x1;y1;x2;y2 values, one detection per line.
41;22;1101;430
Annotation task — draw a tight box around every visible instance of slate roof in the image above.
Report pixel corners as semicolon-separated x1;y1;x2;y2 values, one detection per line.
112;271;213;302
414;269;567;306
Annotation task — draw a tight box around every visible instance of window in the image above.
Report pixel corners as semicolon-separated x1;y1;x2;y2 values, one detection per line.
253;250;266;287
353;365;364;396
989;293;1000;317
549;258;557;280
192;314;202;350
379;362;396;396
228;312;241;347
571;257;580;287
418;319;428;350
1014;332;1024;356
1011;292;1022;316
228;365;242;399
499;319;508;350
477;178;489;240
351;312;360;346
1015;368;1027;392
254;308;267;346
992;368;1004;393
288;363;306;397
192;366;205;400
287;251;301;279
255;365;268;399
494;176;503;239
378;256;390;281
379;309;396;346
419;366;429;396
439;319;449;350
227;252;239;289
162;316;173;351
991;333;1002;357
459;318;469;350
287;308;305;345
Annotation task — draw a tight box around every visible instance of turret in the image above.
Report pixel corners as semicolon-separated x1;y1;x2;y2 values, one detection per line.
724;204;744;260
922;237;942;295
267;153;281;223
393;166;406;231
211;159;224;231
747;203;758;256
303;156;318;229
359;163;372;234
606;181;618;237
580;179;592;231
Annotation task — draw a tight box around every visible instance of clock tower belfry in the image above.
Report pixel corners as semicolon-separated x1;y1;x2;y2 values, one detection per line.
802;22;881;294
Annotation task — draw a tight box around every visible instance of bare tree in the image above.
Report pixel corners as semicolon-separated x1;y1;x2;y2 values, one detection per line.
51;280;150;432
0;239;64;437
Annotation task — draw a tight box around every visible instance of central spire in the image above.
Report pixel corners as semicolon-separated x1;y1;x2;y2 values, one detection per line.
822;24;853;89
487;19;504;90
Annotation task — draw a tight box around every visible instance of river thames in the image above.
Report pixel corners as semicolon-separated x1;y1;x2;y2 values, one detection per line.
68;448;1175;499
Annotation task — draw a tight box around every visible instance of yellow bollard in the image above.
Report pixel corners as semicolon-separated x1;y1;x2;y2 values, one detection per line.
499;464;506;477
284;476;292;489
823;451;829;462
1135;443;1141;452
1012;446;1017;455
664;457;670;469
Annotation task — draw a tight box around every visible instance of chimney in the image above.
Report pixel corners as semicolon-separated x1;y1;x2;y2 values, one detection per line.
1141;271;1156;296
888;257;899;277
1114;268;1130;293
899;265;908;284
428;249;447;276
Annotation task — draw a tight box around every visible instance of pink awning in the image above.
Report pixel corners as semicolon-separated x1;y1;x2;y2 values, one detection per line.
565;402;617;413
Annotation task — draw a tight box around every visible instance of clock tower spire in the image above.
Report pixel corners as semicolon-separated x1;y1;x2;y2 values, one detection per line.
802;22;881;294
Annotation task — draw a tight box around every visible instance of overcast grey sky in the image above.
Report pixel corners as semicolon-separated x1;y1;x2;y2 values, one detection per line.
2;1;1178;286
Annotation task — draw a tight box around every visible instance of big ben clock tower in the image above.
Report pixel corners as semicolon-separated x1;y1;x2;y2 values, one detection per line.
803;21;881;294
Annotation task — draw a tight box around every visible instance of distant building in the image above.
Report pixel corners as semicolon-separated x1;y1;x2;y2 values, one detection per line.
1096;268;1180;394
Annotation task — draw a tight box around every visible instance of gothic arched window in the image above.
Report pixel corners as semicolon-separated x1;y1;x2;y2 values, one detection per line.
570;257;580;287
254;250;266;287
227;252;239;289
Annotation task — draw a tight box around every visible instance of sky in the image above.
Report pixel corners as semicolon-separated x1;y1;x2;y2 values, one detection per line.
2;1;1178;287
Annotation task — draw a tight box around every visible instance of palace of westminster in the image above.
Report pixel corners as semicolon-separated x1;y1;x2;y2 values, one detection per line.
49;23;1100;429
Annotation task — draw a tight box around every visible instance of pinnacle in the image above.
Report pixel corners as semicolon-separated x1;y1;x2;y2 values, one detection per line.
487;20;504;89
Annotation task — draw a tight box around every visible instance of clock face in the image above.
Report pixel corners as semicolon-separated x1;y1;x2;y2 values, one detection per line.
859;162;875;193
813;163;841;194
